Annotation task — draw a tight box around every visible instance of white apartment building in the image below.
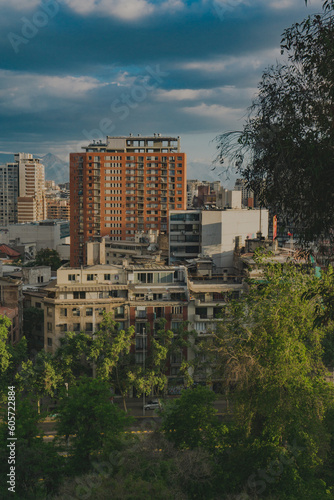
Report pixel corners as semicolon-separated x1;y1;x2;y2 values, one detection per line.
169;208;269;273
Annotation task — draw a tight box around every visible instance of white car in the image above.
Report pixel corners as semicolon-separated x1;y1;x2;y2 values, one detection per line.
144;399;161;411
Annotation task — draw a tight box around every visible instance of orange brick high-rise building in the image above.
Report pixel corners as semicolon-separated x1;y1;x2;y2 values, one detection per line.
70;135;187;267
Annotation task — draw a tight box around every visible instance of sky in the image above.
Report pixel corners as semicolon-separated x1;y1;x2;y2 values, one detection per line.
0;0;324;185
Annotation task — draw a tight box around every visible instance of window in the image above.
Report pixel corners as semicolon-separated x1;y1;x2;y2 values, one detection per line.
136;323;146;335
73;323;81;332
104;274;111;280
171;321;181;331
74;291;86;299
87;274;94;281
35;302;42;308
72;307;80;316
135;353;144;364
154;307;164;319
59;324;68;332
135;337;147;350
47;337;52;346
86;307;93;316
68;274;76;281
137;272;153;283
60;308;67;317
172;306;183;315
47;322;52;331
115;306;124;318
86;323;93;332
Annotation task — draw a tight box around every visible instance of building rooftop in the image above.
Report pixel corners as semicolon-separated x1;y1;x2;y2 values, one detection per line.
82;134;181;153
0;244;20;258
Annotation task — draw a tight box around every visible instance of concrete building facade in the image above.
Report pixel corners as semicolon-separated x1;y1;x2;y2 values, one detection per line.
15;153;47;223
70;134;187;267
0;276;23;344
0;163;19;225
169;208;269;272
0;153;47;225
44;261;188;379
0;220;70;252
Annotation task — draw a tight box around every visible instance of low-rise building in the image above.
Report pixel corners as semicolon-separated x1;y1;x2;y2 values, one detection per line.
0;276;23;344
169;208;269;273
0;220;70;251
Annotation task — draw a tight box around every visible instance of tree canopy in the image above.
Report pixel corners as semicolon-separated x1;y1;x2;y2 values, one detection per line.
34;248;62;270
215;2;334;245
208;260;334;497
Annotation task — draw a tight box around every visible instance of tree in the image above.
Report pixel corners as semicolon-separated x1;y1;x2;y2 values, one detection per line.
53;331;94;385
215;3;334;245
16;350;61;413
209;261;334;497
127;319;195;399
90;314;135;411
0;316;28;403
56;377;133;473
0;398;63;498
160;385;227;451
23;306;44;352
34;248;62;270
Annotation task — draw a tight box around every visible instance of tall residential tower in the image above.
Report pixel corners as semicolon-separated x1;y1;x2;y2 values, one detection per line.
0;153;46;225
70;135;187;267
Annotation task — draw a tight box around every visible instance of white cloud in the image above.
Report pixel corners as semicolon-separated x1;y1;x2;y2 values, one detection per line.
0;70;105;111
62;0;154;21
156;88;215;101
61;0;186;20
0;0;40;10
181;49;281;73
183;102;242;117
257;0;322;10
37;75;104;95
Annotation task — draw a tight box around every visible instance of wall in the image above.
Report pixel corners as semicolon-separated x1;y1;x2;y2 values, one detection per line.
201;209;269;272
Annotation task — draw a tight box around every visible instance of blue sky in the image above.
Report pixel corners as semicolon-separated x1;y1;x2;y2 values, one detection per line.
0;0;323;184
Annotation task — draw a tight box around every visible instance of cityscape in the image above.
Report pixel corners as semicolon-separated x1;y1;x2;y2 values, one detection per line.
1;1;334;499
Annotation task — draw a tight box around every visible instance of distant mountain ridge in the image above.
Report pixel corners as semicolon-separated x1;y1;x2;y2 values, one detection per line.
40;153;69;183
0;152;68;184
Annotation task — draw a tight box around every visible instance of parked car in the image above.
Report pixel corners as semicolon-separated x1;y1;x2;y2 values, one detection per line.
144;399;161;411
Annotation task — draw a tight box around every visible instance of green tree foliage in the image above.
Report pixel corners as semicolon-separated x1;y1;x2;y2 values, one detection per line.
34;248;62;270
0;315;12;375
0;316;28;403
56;377;133;474
160;385;227;451
215;3;334;244
53;434;214;500
53;331;94;384
0;399;63;499
210;262;334;497
91;314;135;411
16;350;61;412
128;319;195;399
23;306;44;352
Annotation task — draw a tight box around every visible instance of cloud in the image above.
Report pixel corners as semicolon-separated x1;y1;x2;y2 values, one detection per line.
182;102;243;121
0;0;40;10
0;0;326;169
61;0;185;21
